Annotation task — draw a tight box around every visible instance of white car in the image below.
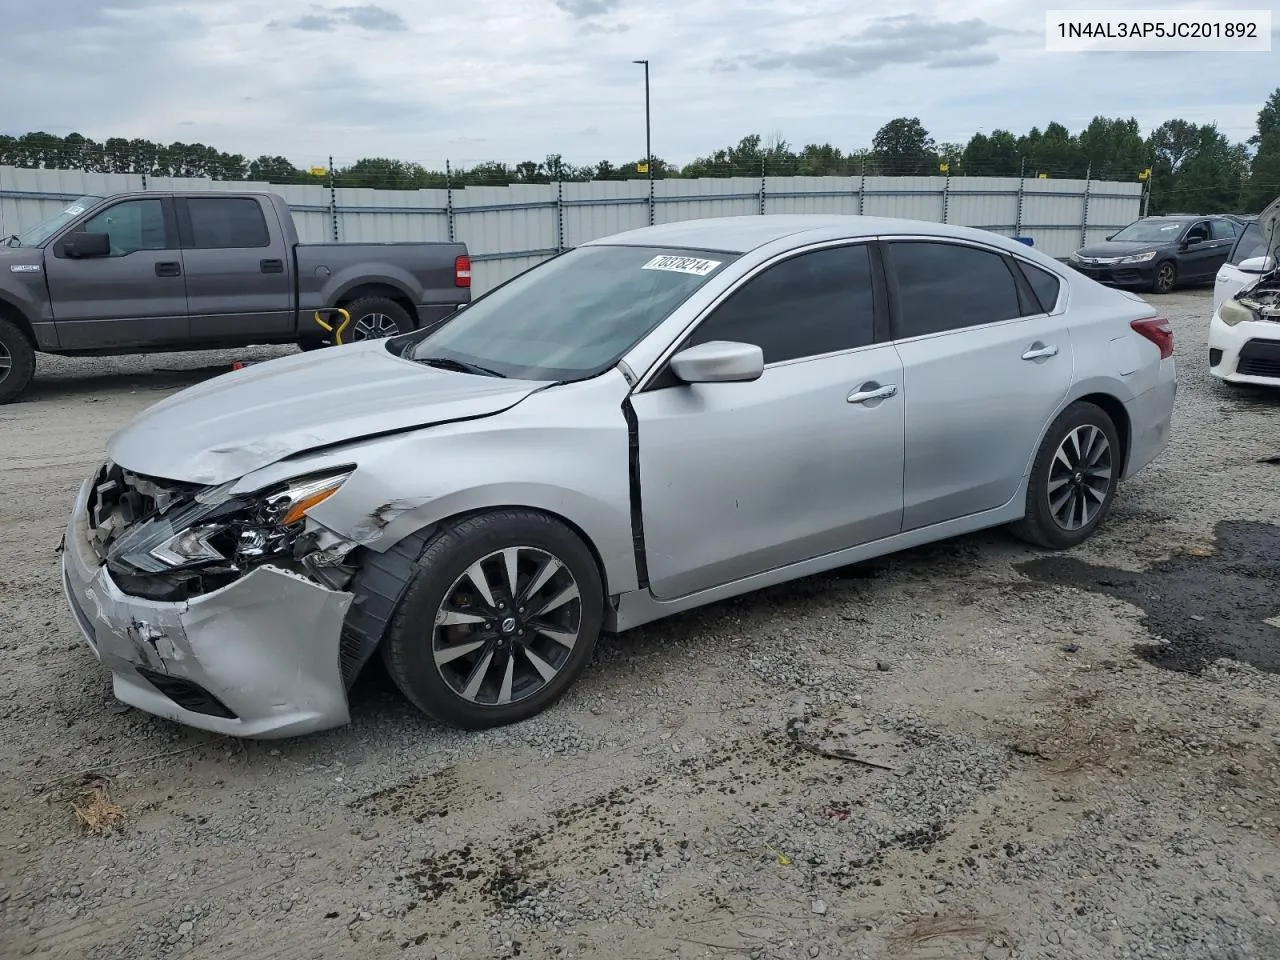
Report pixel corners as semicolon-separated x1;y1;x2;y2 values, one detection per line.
1209;198;1280;386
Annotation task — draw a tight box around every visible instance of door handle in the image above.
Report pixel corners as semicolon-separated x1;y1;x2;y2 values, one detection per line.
260;258;284;274
1022;342;1059;361
155;261;181;277
847;382;898;404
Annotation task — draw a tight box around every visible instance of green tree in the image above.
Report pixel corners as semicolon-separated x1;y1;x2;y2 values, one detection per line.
871;117;936;175
1250;87;1280;146
1075;116;1151;181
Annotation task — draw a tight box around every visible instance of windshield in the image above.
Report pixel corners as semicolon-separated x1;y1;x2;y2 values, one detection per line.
7;195;102;247
407;245;738;381
1229;221;1271;265
1109;220;1188;243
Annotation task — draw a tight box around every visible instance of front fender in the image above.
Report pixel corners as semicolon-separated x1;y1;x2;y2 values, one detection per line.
296;372;639;595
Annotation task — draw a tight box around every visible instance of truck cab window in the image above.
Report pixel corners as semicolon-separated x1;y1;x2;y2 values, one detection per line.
80;200;168;256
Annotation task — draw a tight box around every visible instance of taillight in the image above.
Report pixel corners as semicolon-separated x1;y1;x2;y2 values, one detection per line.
1131;316;1173;360
454;254;471;288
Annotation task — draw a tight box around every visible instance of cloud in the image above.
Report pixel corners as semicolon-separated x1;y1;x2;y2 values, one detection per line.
0;0;1266;172
554;0;621;18
269;4;407;32
717;13;1012;78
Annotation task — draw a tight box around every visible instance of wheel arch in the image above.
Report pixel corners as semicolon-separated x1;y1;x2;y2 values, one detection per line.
332;282;417;322
337;503;619;689
0;296;38;349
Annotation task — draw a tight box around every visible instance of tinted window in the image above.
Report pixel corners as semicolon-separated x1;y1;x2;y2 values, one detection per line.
1209;219;1237;240
684;245;875;364
79;199;167;256
186;198;270;249
1017;260;1062;313
889;241;1021;338
408;245;735;381
1229;222;1267;265
1184;222;1209;242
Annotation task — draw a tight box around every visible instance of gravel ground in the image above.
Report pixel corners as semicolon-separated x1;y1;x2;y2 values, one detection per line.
1;288;1278;960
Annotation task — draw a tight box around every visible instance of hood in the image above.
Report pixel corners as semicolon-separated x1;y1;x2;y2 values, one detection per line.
1258;196;1280;253
107;341;547;486
1075;241;1164;259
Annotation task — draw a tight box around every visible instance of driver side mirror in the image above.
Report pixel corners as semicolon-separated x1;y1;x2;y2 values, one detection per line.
1183;234;1204;246
62;232;111;259
669;341;764;384
1239;255;1276;274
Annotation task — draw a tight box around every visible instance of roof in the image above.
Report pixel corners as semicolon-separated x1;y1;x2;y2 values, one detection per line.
584;214;1043;255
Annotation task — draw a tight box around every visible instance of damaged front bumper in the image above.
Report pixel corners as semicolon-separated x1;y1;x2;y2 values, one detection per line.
61;477;355;738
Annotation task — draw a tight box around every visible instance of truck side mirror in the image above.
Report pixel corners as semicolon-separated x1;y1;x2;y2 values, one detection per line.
63;232;111;258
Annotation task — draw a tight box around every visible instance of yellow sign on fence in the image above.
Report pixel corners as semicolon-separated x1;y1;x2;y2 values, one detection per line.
636;162;649;173
309;166;327;177
1138;167;1151;181
939;162;949;174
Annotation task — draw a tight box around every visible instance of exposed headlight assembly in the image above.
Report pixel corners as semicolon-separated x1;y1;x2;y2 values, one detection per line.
1217;298;1255;327
1117;251;1157;264
108;469;353;575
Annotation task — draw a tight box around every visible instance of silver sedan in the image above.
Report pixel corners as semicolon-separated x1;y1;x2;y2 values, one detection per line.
61;215;1176;737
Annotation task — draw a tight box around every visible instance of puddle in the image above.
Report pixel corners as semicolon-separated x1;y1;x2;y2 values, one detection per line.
1017;521;1280;675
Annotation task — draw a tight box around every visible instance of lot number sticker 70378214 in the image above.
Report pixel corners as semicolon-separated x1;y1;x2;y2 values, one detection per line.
641;255;722;277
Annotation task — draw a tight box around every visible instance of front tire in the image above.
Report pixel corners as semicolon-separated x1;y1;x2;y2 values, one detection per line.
381;510;604;730
1010;402;1121;550
0;317;36;405
1151;261;1177;294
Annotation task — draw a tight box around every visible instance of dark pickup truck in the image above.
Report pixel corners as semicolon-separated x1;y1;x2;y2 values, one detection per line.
0;190;471;402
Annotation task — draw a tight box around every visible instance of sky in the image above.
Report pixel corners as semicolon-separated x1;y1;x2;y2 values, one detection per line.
2;0;1276;170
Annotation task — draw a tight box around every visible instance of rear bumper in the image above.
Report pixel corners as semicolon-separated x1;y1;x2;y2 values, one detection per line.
1122;358;1176;479
61;477;355;739
1208;314;1280;386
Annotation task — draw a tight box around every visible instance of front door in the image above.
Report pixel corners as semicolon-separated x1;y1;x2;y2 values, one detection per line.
1179;220;1219;281
631;242;905;600
177;196;294;342
44;196;189;349
882;239;1074;531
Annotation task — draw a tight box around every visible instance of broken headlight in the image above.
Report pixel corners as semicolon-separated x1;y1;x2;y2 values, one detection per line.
1218;298;1254;327
107;469;353;575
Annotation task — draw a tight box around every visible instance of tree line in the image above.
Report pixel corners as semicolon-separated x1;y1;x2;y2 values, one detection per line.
2;87;1277;214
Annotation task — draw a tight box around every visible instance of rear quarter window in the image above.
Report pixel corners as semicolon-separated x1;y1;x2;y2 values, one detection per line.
1016;260;1062;313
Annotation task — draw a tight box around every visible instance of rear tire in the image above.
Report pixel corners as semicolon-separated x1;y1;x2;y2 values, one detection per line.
0;317;36;405
381;510;604;730
1151;261;1177;294
341;296;414;343
1010;401;1121;550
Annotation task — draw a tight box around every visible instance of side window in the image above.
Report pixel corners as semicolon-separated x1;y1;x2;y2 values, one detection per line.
683;245;876;364
1016;260;1062;314
1209;220;1236;240
185;198;271;249
888;241;1022;338
78;199;168;256
1184;222;1209;242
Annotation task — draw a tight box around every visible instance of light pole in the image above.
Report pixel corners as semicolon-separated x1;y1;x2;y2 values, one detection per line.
632;59;651;182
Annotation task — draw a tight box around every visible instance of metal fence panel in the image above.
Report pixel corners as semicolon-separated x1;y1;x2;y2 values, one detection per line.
0;165;1143;291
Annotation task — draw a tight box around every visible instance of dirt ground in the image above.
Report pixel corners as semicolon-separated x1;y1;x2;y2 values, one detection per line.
1;288;1278;960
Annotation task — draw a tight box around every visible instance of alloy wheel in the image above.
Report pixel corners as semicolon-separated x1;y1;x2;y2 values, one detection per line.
0;341;11;383
1047;424;1113;531
1155;263;1175;293
349;313;400;341
432;546;582;706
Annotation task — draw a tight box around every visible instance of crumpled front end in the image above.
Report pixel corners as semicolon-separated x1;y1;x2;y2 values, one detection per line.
61;463;362;738
1209;275;1280;385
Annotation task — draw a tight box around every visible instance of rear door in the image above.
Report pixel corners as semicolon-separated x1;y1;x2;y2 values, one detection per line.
1205;219;1240;274
44;196;188;349
177;196;294;343
631;242;905;600
883;239;1074;531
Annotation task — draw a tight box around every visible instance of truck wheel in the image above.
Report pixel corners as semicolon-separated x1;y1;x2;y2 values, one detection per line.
0;318;36;405
343;297;414;343
381;510;605;730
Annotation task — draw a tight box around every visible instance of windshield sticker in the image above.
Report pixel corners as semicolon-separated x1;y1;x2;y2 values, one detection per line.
642;255;722;276
64;205;86;216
